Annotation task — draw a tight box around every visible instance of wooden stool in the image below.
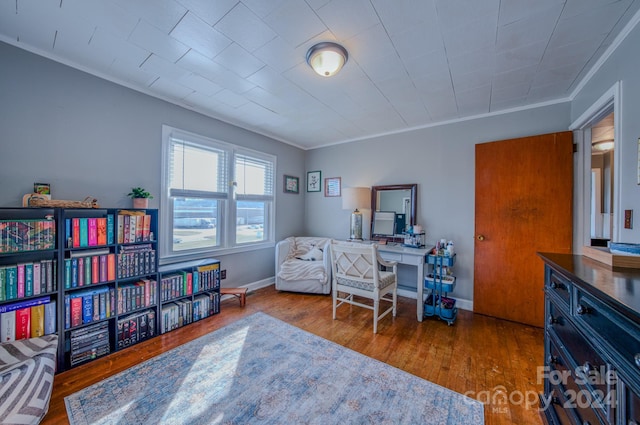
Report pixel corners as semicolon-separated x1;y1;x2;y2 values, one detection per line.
220;287;248;307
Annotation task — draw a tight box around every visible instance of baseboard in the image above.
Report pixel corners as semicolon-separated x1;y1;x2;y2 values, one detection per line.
220;277;274;301
225;278;474;312
397;288;473;312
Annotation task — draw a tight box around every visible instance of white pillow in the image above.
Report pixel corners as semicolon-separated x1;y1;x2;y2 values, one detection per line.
296;246;324;261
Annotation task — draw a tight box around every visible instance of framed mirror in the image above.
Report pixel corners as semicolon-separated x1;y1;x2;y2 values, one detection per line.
370;184;417;241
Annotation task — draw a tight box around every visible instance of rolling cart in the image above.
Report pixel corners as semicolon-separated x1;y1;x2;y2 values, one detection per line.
424;253;457;325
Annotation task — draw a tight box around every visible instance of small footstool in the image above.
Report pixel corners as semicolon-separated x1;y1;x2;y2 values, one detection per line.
220;287;248;307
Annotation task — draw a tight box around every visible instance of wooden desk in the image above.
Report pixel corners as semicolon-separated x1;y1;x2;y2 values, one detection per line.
376;244;432;321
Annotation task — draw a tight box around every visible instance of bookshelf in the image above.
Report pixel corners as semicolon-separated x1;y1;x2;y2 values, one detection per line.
0;208;60;367
61;208;159;369
0;208;222;372
158;259;221;334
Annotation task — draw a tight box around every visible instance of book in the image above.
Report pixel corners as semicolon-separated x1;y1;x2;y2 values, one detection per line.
32;262;41;295
142;214;151;241
5;266;17;299
79;218;89;247
106;214;114;245
24;262;34;296
0;267;5;301
70;296;83;327
44;300;56;334
0;310;16;341
15;307;31;340
88;217;98;246
72;218;80;248
0;296;50;314
135;215;144;242
97;217;107;246
16;263;25;298
30;304;45;337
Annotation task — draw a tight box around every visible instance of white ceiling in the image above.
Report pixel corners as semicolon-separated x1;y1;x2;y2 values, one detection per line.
1;0;638;149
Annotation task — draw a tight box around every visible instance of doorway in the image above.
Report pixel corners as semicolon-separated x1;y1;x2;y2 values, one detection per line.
589;112;615;247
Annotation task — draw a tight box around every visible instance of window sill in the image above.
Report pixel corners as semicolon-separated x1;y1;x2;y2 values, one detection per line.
160;241;275;265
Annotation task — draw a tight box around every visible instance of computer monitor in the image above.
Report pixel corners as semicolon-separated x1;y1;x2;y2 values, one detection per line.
372;211;396;237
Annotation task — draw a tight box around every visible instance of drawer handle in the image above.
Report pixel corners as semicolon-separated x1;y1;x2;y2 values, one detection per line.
635;353;640;368
550;281;557;289
576;304;590;315
547;355;557;365
581;362;593;374
548;315;558;325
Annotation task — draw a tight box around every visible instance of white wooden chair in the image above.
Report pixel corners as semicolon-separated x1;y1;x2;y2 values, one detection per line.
330;241;398;333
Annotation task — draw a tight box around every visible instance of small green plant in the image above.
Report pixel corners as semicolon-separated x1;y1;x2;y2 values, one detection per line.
127;187;153;199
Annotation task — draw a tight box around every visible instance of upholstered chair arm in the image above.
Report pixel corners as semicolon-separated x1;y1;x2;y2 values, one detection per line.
275;239;292;273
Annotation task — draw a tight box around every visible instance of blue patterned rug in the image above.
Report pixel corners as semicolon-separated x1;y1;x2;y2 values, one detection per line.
65;312;483;424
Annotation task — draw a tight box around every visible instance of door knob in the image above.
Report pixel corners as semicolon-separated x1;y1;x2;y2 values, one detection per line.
477;235;485;241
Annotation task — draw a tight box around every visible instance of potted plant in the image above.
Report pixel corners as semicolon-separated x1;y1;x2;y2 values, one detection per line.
127;187;153;209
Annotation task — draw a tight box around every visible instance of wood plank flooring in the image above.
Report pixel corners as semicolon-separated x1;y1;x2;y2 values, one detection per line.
44;286;545;425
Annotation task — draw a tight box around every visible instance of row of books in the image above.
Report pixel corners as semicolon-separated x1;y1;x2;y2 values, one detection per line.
117;309;156;349
160;291;220;334
65;216;114;248
64;250;115;288
159;263;220;302
65;287;115;329
69;321;110;367
117;244;156;279
117;279;157;315
0;297;56;342
0;219;56;253
117;211;153;244
0;260;56;301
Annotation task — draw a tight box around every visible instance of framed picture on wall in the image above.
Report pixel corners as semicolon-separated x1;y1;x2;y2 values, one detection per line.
284;175;299;194
307;170;321;192
324;177;341;197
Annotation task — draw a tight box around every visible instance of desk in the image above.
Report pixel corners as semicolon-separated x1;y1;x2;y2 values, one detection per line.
376;244;432;321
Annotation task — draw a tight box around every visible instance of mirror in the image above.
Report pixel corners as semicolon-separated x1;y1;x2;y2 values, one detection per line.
370;184;417;240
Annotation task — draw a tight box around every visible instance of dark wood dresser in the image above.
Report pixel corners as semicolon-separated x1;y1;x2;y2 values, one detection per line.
539;253;640;425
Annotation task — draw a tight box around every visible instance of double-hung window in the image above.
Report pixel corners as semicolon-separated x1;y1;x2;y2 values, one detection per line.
161;125;275;260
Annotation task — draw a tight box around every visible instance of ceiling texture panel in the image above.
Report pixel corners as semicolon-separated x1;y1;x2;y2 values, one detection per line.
1;0;638;148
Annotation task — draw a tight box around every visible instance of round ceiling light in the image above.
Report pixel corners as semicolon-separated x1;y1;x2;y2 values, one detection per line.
306;42;348;77
592;139;614;152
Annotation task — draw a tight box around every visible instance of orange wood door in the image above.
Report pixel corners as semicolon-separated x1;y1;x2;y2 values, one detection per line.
474;132;573;327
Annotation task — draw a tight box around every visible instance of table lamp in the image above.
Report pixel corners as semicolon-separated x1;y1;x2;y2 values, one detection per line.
342;187;371;240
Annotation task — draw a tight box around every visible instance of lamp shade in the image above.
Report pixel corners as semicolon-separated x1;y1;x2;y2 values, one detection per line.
342;187;371;211
306;42;348;77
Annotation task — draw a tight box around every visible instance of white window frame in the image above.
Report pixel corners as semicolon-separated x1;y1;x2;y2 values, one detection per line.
160;125;276;262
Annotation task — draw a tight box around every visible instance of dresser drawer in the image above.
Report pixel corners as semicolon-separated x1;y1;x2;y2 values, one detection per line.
574;290;640;381
547;268;572;307
625;382;640;425
547;335;611;424
548;301;613;399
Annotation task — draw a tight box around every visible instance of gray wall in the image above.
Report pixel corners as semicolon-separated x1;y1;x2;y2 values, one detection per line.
571;21;640;243
305;103;572;305
0;41;306;288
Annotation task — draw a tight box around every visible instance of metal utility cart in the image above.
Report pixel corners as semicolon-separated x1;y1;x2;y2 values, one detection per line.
424;253;457;325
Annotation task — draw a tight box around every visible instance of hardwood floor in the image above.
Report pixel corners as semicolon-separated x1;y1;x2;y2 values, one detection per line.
44;286;544;424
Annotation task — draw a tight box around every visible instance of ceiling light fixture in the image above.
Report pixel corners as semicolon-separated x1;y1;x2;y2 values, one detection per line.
592;139;615;152
306;42;348;77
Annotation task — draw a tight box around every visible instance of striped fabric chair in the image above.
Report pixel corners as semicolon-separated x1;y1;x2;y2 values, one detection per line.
330;241;398;334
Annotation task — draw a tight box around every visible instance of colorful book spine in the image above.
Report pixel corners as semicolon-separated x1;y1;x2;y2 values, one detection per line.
79;218;89;247
30;304;45;337
16;263;25;298
88;218;98;246
24;262;33;297
106;214;114;245
44;300;56;335
72;218;80;248
0;310;16;341
96;217;107;246
15;307;31;340
32;262;41;295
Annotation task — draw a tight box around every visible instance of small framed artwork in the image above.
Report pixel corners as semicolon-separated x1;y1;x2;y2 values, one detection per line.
284;174;300;193
284;175;299;194
324;177;341;197
307;170;321;192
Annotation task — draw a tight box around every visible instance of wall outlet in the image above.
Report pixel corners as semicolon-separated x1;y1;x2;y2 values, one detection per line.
625;210;633;229
221;269;227;279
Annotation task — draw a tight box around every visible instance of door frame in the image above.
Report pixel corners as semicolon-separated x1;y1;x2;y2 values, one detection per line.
570;82;622;253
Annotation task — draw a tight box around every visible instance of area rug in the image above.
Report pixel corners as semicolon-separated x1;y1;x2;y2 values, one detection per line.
65;312;483;424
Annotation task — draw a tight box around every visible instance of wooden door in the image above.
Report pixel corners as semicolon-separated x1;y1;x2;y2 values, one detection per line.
474;132;573;327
